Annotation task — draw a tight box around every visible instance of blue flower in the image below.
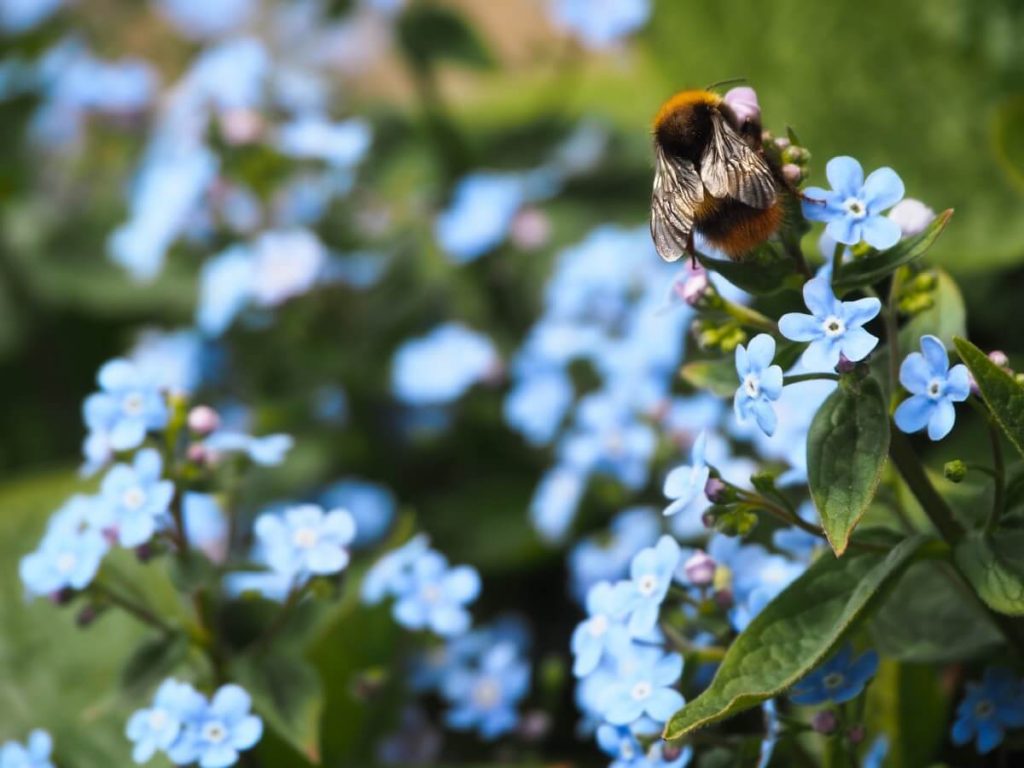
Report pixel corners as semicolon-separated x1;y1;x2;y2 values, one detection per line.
779;270;881;371
83;358;169;458
504;368;574;446
278;116;372;169
20;520;108;598
951;667;1024;754
442;641;530;740
100;448;175;548
548;0;650;50
662;431;710;517
391;323;500;406
361;534;431;605
156;0;253;39
789;644;879;705
435;173;528;263
529;464;586;543
253;505;356;584
0;0;63;33
196;244;255;336
894;334;970;441
126;678;205;764
392;551;481;637
603;644;684;725
596;724;646;768
183;493;228;563
203;431;294;466
571;581;630;677
568;507;660;602
802;156;905;250
169;684;263;768
319;479;395;548
0;730;54;768
734;334;784;436
618;535;681;637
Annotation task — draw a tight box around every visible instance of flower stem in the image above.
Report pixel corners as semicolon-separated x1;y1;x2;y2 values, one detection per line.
888;431;963;543
783;373;840;386
94;582;174;635
969;399;1008;532
885;271;904;408
721;300;778;335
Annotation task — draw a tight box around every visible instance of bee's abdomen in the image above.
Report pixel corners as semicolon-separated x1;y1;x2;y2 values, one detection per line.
695;197;783;258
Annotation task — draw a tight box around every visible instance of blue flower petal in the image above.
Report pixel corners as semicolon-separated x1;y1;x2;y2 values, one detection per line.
927;398;956;441
802;337;842;372
802;275;839;319
735;342;750;377
747;333;776;371
840;297;882;329
947;364;971;401
779;312;822;343
838;326;878;362
859;215;901;250
827;215;861;246
899;352;931;393
920;334;949;375
861;167;905;214
894;394;934;434
760;365;783;400
825;156;864;198
751;398;777;436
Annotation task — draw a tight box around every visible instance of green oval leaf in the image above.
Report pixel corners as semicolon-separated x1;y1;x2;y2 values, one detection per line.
833;209;953;294
695;245;800;296
663;534;927;741
807;377;891;555
680;359;738;398
953;336;1024;461
954;529;1024;616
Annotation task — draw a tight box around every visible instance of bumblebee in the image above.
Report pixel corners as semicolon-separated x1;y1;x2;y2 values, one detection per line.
650;88;784;262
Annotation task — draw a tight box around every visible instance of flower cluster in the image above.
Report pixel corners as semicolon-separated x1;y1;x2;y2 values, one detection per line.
0;730;54;768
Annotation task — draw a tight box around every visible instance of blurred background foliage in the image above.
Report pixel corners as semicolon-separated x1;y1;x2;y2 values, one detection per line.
2;0;1024;765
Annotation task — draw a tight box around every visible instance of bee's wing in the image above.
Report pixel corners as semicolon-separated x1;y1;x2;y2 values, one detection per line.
700;110;776;209
651;144;703;263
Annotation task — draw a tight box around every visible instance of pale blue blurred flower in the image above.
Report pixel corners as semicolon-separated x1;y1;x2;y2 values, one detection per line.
894;334;970;441
254;504;356;584
168;684;263;768
319;478;396;547
196;244;255;336
204;431;294;465
129;328;212;395
734;334;783;436
617;535;680;637
391;323;499;406
663;431;710;517
157;0;254;40
19;523;108;597
571;581;630;677
361;533;430;605
802;156;905;249
602;644;683;726
568;507;660;602
549;0;650;49
393;550;481;637
100;448;175;548
183;492;228;563
186;37;268;111
442;642;530;740
504;368;574;447
278;116;372;168
126;678;205;764
0;730;54;768
529;464;585;543
435;173;528;263
83;358;169;456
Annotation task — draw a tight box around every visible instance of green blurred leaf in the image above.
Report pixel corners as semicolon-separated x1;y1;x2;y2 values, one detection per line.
865;658;949;768
663;534;926;740
832;210;953;293
871;560;1002;663
396;3;494;71
680;359;738;398
120;632;189;699
993;94;1024;190
806;377;890;555
899;269;966;349
232;651;324;764
954;336;1024;460
955;529;1024;616
695;245;799;296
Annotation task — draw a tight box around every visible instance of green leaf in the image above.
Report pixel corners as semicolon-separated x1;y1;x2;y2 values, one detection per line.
871;560;1001;662
695;244;800;296
663;534;927;740
955;529;1024;616
954;336;1024;460
396;4;494;71
806;377;891;555
865;658;950;768
120;632;189;698
679;359;738;397
832;209;953;293
232;651;324;764
898;269;966;349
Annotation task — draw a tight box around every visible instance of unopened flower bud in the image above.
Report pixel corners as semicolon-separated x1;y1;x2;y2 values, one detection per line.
988;350;1010;368
713;588;733;609
773;137;791;151
836;354;856;374
781;163;802;185
662;744;684;761
517;710;551;741
51;587;75;606
812;710;838;735
723;86;760;127
887;198;935;239
135;543;155;563
847;724;866;745
704;477;729;503
701;511;716;529
680;270;711;307
187;443;209;465
76;604;99;628
944;460;968;483
188;405;221;436
510;207;551;250
683;550;716;586
782;146;810;164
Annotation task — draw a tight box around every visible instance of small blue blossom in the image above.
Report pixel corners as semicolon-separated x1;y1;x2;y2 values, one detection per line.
708;537;805;632
442;641;530;740
392;550;481;637
789;644;879;705
951;668;1024;755
156;0;253;39
0;730;54;768
203;431;294;465
568;507;660;602
597;724;692;768
802;156;905;249
361;534;431;605
662;431;710;517
603;644;684;726
278;116;372;169
571;581;630;677
391;323;500;406
126;678;206;764
100;448;175;548
183;493;228;563
779;269;881;371
529;464;586;543
435;173;528;263
618;535;681;637
504;368;574;446
549;0;650;50
253;504;356;586
319;479;395;548
734;334;784;436
82;358;169;461
894;334;970;441
168;684;263;768
0;0;63;33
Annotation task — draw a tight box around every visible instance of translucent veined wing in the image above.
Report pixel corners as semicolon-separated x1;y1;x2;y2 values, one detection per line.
700;110;776;209
651;143;704;262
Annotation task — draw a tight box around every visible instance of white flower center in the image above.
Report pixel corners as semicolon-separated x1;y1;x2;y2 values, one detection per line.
472;677;501;709
743;373;761;399
926;378;944;400
823;315;846;338
637;574;659;597
421;584;441;604
122;392;146;417
620;740;636;759
292;526;319;550
148;709;169;730
56;552;78;574
202;721;227;744
631;680;653;701
842;197;867;219
121;486;146;511
588;614;609;637
823;672;845;690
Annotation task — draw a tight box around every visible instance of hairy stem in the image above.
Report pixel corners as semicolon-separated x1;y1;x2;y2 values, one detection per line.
783;372;840;386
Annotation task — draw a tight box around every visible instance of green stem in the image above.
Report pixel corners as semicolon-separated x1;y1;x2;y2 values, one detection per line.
94;582;174;635
784;373;840;386
252;581;305;656
831;241;844;281
721;300;778;334
888;431;963;543
659;621;727;663
886;271;904;405
972;400;1008;532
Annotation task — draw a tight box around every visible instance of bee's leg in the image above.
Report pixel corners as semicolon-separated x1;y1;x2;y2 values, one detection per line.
686;230;697;269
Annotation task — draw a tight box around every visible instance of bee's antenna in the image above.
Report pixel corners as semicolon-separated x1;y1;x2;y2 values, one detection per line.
705;77;747;92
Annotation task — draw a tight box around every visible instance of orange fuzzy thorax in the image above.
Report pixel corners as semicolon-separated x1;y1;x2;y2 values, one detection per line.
652;89;721;131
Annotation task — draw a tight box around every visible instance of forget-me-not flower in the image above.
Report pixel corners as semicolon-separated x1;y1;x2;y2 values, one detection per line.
254;504;357;584
126;678;206;764
571;581;630;677
393;550;481;637
442;641;530;740
802;156;905;249
603;645;684;725
548;0;651;50
662;431;710;517
734;334;784;436
0;730;55;768
779;269;881;371
617;535;680;637
894;334;970;441
100;448;175;548
203;431;294;466
83;358;169;456
951;667;1024;754
391;323;499;406
19;524;108;598
168;684;263;768
789;644;879;705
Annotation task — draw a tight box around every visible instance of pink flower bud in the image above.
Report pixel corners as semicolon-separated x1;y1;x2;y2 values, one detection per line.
683;550;716;586
510;207;551;250
704;477;728;503
812;710;838;735
836;354;856;374
989;350;1009;368
847;724;866;745
187;443;209;465
723;86;761;126
781;163;802;185
188;405;221;435
887;199;935;239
